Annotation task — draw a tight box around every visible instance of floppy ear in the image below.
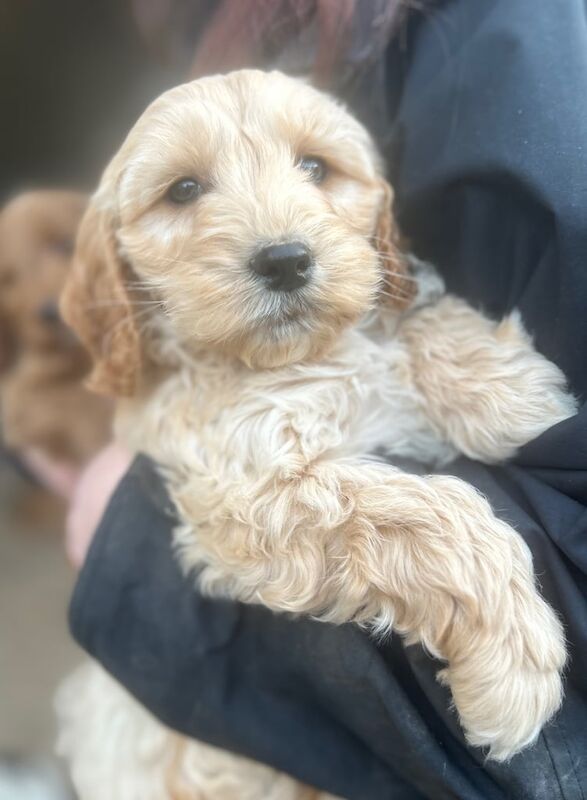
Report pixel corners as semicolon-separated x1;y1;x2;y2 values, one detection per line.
60;202;141;397
374;180;416;309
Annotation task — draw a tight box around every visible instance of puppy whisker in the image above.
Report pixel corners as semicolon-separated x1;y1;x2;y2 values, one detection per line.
378;286;415;304
373;254;422;284
124;280;159;290
81;299;164;311
100;306;157;353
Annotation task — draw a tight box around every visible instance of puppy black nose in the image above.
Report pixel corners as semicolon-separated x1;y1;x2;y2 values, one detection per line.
249;242;312;291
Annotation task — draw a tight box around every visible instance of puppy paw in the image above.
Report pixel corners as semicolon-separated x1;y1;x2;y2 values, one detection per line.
441;584;566;760
494;311;577;440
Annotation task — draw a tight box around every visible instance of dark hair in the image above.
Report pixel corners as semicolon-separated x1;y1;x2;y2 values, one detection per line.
130;0;417;89
189;0;410;87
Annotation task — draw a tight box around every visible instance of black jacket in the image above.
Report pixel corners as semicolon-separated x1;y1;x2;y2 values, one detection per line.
70;1;587;798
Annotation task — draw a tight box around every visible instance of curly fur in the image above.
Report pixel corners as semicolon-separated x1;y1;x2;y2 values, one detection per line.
57;70;576;798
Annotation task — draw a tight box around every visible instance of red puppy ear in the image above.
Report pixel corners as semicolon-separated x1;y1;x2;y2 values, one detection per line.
373;180;416;309
60;203;142;398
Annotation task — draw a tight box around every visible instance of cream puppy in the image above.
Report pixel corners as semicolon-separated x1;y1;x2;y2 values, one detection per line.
57;70;576;799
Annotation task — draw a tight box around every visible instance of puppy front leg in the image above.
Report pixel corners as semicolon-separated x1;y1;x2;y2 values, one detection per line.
348;466;566;760
400;296;577;462
183;461;565;761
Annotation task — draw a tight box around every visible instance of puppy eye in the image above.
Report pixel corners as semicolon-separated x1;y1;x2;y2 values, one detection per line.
297;156;327;184
167;178;203;204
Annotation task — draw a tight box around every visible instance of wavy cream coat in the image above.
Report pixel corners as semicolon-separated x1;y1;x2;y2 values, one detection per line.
58;70;576;799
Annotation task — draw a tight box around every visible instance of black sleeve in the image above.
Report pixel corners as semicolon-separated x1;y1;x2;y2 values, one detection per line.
70;0;587;798
70;455;435;800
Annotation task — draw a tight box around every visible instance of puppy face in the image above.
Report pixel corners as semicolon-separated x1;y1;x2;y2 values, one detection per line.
0;190;88;370
63;70;413;395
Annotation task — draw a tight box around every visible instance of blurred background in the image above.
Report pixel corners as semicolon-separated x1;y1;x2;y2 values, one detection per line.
0;465;76;800
0;2;187;796
0;0;189;198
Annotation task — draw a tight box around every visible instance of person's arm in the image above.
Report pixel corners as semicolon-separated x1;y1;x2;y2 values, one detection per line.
67;426;587;800
68;454;436;800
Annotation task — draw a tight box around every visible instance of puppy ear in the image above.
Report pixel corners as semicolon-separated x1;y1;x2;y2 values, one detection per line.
60;203;141;397
374;180;416;309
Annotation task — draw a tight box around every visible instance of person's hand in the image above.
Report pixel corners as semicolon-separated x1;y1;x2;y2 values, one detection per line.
20;446;80;499
65;442;132;569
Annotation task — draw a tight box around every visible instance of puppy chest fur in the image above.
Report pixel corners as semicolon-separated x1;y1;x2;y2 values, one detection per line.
116;317;455;580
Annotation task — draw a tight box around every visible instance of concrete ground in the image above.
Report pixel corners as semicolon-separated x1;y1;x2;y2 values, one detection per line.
0;459;79;798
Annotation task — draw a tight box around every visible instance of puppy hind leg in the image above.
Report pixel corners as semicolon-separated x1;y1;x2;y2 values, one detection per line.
400;296;577;462
57;662;329;800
